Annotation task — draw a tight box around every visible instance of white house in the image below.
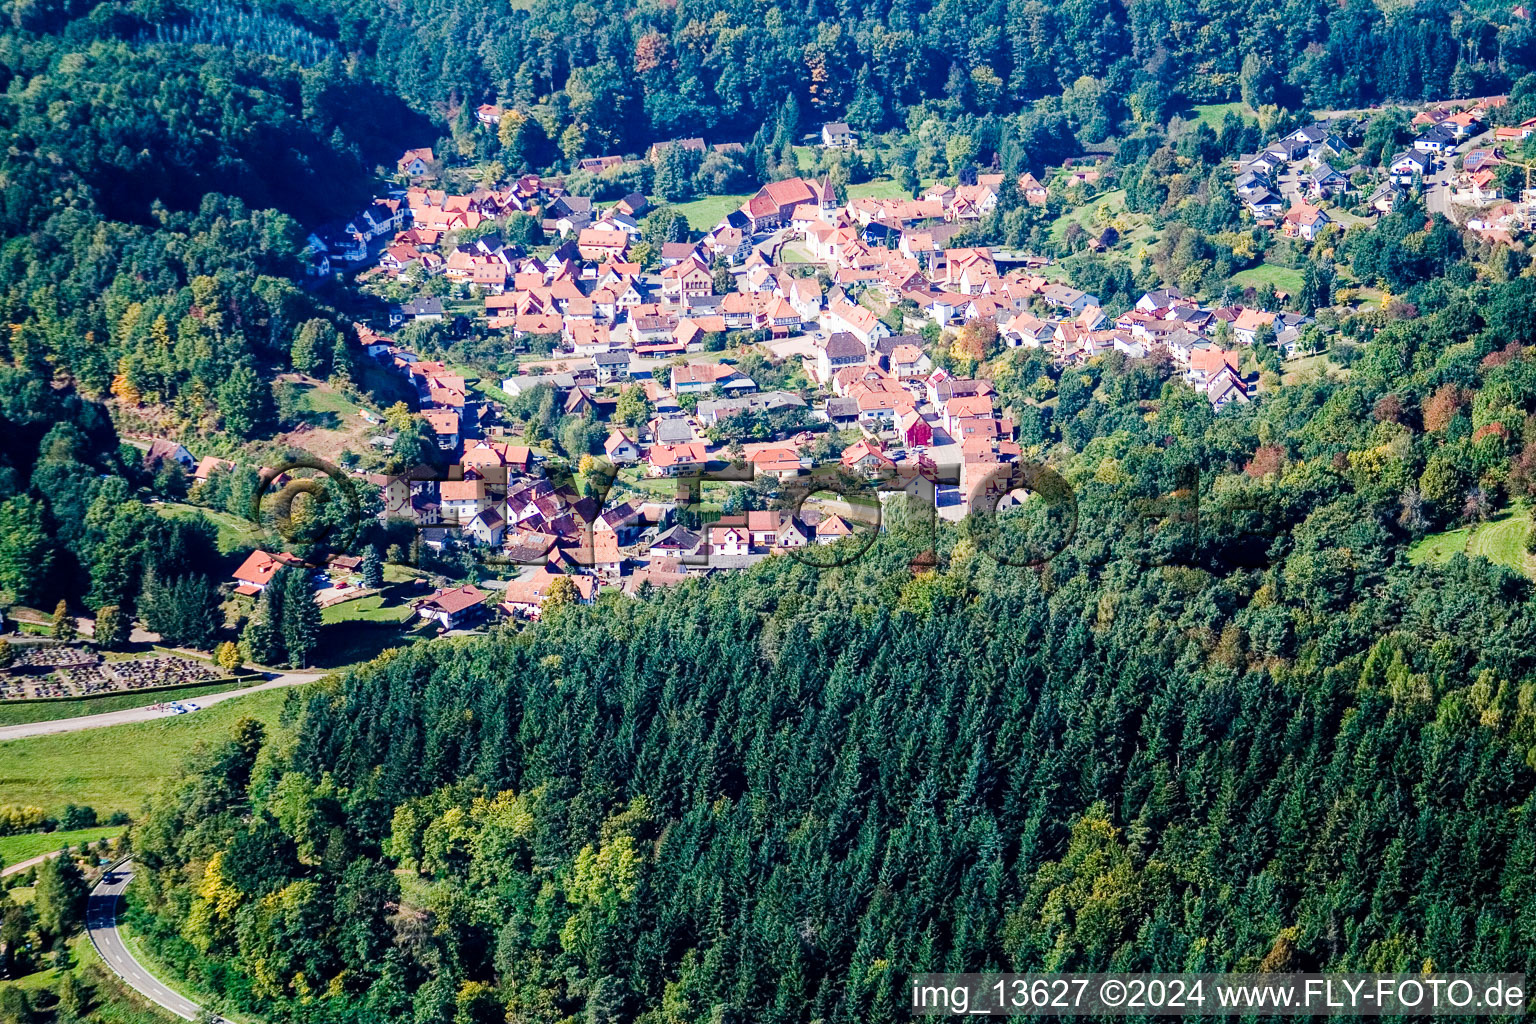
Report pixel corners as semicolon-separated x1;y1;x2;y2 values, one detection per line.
821;122;858;149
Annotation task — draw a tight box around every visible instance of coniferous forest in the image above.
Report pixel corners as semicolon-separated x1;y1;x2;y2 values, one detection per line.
129;463;1536;1023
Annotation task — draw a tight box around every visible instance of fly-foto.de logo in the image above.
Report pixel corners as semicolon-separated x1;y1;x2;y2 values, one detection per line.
242;451;1274;574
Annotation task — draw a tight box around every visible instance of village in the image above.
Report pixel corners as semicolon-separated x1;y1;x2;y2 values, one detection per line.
1234;95;1536;244
246;130;1348;624
243;85;1536;625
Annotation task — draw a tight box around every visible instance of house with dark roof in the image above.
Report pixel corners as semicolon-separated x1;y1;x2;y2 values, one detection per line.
816;331;869;382
593;349;631;382
1245;189;1285;216
414;584;489;629
1389;150;1431;185
392;297;445;325
1414;125;1458;154
694;391;807;428
143;439;195;474
1307;162;1349;197
821;122;858;149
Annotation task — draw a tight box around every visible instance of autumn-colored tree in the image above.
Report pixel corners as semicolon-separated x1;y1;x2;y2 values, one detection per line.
51;599;75;642
1509;441;1536;497
1422;384;1468;433
1481;342;1524;369
497;109;528;150
384;402;414;432
1372;393;1404;424
633;32;669;76
955;317;1000;363
215;641;243;672
544;575;577;609
805;52;830;108
1244;445;1286;479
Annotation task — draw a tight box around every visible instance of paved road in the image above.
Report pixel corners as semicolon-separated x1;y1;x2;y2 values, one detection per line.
89;861;225;1022
1424;127;1496;217
4;847;89;877
0;672;328;742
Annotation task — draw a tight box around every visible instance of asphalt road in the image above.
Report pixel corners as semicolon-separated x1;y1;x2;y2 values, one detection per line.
0;672;328;742
4;848;80;877
88;860;224;1022
1425;127;1495;217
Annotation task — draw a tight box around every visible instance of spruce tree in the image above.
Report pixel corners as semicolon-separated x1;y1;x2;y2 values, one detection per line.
280;567;320;668
361;545;385;589
242;574;287;666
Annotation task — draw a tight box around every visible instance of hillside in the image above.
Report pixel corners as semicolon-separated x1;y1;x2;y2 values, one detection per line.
7;2;1536;1023
125;499;1536;1022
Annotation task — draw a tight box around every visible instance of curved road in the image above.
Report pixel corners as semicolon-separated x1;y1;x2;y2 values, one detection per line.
0;672;328;742
89;860;228;1022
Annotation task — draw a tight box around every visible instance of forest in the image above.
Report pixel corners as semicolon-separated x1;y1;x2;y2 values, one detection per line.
188;0;1536;161
126;493;1536;1024
0;0;430;622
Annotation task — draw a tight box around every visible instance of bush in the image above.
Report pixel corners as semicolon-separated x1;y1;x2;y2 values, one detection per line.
58;805;97;831
0;805;48;836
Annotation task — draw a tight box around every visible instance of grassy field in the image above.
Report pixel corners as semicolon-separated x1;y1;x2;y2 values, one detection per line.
0;686;293;818
1186;101;1251;127
780;241;815;263
667;192;751;233
1466;509;1535;573
1281;353;1346;385
315;616;429;668
0;825;123;867
274;379;382;464
847;178;909;201
294;382;365;423
1231;263;1306;294
1409;505;1535;577
1048;189;1155;252
0;679;255;728
1410;523;1475;565
448;362;518;409
321;594;412;625
154;502;264;554
357;354;417;408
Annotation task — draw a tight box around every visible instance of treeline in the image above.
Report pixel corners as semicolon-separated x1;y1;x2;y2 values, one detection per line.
179;0;1536;160
0;26;420;225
